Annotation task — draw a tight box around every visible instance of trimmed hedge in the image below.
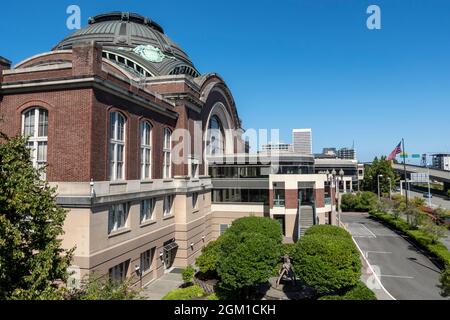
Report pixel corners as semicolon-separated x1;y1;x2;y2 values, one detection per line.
304;225;353;240
370;211;450;267
162;285;206;300
226;216;283;243
319;282;376;300
292;233;361;295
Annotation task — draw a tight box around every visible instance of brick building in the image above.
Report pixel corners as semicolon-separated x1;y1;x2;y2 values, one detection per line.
0;12;245;287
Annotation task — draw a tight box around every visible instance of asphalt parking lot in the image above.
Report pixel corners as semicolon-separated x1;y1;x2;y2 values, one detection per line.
342;212;447;300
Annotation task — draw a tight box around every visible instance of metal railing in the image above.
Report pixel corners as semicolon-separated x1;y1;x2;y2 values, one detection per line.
273;199;285;207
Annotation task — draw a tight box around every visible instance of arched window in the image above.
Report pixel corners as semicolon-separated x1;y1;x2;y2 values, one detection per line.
163;128;172;179
22;108;48;178
109;112;126;181
207;115;225;155
140;121;152;180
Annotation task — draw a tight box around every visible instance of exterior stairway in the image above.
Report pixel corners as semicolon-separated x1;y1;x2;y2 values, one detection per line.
299;205;315;237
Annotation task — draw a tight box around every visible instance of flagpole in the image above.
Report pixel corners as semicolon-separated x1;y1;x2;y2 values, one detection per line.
402;138;409;223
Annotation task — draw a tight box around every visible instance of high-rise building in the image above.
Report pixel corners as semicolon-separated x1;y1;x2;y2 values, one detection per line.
292;129;312;154
432;154;450;171
337;148;356;160
261;142;292;153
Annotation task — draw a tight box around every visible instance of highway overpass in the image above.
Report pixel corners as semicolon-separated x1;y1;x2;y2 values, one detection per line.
392;163;450;192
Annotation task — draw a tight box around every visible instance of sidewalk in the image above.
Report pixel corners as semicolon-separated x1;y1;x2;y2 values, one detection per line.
141;272;183;300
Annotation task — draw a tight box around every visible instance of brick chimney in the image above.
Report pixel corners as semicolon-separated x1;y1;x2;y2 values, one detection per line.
72;41;103;77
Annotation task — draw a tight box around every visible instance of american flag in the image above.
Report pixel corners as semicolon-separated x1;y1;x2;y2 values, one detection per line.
387;142;402;161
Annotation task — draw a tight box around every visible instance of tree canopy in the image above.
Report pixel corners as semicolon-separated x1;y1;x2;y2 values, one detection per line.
0;133;73;300
362;157;398;194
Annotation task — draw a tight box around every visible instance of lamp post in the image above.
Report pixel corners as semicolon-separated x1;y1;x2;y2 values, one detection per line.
338;169;344;226
387;177;392;200
327;169;338;226
377;174;383;201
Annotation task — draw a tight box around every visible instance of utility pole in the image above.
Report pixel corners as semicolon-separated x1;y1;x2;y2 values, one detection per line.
402;138;409;224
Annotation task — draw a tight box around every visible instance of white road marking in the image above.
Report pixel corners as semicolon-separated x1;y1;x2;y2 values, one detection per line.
360;223;377;238
379;275;415;279
365;251;392;258
351;237;397;300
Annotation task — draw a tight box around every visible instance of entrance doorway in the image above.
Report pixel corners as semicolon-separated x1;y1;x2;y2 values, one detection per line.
163;240;178;271
298;188;314;205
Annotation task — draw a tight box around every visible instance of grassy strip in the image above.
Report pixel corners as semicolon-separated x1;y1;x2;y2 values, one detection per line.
369;211;450;267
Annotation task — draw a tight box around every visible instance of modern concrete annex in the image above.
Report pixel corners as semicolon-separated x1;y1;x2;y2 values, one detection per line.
0;11;361;288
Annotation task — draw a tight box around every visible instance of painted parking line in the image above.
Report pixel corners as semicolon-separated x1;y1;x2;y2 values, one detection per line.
379;274;415;279
360;223;377;238
365;251;392;258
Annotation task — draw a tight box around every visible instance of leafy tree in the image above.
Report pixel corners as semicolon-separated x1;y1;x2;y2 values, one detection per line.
0;133;73;300
440;266;450;297
292;234;361;296
66;276;141;300
182;266;195;285
217;231;281;299
341;192;377;212
195;239;221;278
419;218;447;244
362;157;398;194
411;197;426;208
226;216;282;243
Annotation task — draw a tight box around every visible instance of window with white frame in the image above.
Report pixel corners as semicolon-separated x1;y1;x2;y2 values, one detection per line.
192;192;198;210
109;261;129;282
140;248;155;274
163;128;172;179
22;108;48;178
140;199;155;223
108;203;128;233
109;112;126;181
140;121;152;180
163;195;173;217
189;158;199;179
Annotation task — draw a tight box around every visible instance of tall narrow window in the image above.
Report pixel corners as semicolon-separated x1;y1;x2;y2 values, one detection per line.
163;195;173;217
207;115;225;155
108;203;128;234
140;121;152;180
109;112;126;181
163;128;172;179
22;108;48;179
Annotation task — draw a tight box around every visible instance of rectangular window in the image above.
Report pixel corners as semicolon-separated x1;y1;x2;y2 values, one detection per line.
38;109;48;137
140;248;155;274
108;203;128;233
163;195;173;217
192;192;198;210
140;199;155;223
163;129;171;179
109;261;129;282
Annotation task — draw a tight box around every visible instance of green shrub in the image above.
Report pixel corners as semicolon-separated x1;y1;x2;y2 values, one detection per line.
281;243;297;257
304;225;352;240
292;234;361;296
162;285;206;300
67;276;141;300
319;282;376;300
226;216;283;243
195;240;221;278
341;192;377;212
217;231;281;298
182;266;195;285
207;293;219;300
440;266;450;297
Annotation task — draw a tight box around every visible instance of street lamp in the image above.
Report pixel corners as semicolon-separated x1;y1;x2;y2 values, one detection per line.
377;174;383;201
386;177;391;199
338;169;344;226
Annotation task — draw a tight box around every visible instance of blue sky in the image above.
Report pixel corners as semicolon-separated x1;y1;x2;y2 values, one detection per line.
1;0;449;162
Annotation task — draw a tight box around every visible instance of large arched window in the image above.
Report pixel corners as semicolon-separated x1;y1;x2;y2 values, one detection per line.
140;121;152;180
109;112;126;181
207;115;225;155
163;128;172;179
22;107;48;178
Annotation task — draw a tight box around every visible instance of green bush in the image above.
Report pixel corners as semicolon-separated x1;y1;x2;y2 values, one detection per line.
281;243;297;257
162;285;206;300
341;192;377;212
217;231;281;298
195;240;221;278
207;293;219;300
304;225;352;240
67;276;141;300
292;234;361;296
440;266;450;297
319;282;376;300
182;266;195;284
226;216;283;243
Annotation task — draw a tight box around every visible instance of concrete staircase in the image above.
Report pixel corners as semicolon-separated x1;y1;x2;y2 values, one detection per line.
299;205;315;237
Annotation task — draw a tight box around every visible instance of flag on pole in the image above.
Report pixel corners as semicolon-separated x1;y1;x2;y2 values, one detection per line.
387;142;402;161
